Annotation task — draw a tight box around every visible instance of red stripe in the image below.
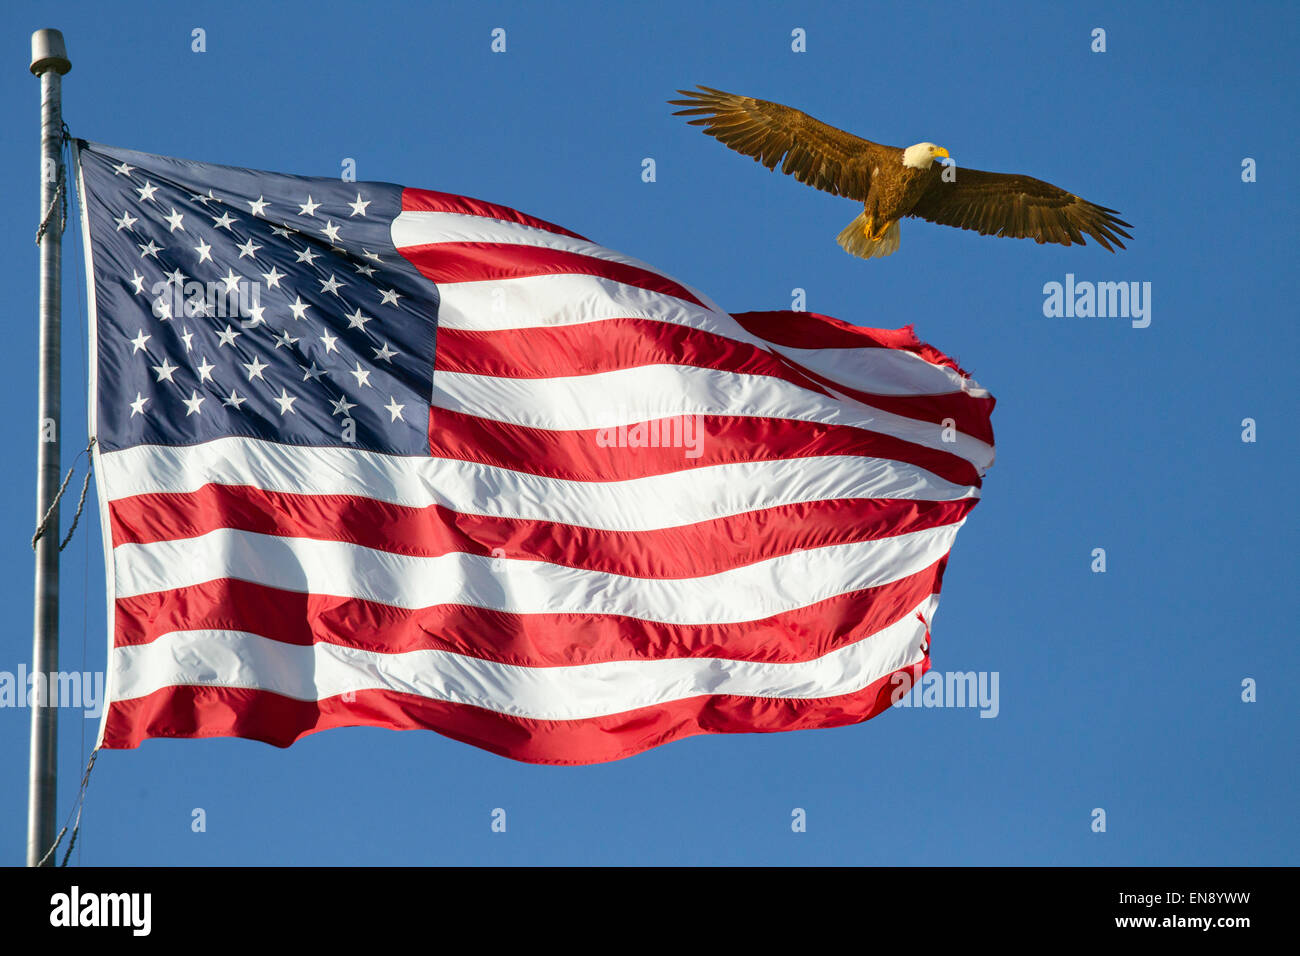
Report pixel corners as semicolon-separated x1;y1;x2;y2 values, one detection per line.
433;319;993;442
435;317;828;390
110;483;971;576
427;407;983;488
401;187;589;240
791;364;996;447
731;310;973;377
98;655;929;764
112;559;948;666
399;242;705;307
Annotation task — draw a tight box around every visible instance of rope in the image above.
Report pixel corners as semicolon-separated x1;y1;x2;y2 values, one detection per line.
36;825;67;868
31;435;96;551
59;447;95;552
61;749;98;867
35;124;70;245
34;747;99;867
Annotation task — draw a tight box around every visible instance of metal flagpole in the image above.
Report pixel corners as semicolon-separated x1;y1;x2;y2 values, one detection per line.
28;28;70;868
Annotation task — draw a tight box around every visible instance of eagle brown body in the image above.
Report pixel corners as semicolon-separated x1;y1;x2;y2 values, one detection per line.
669;86;1132;260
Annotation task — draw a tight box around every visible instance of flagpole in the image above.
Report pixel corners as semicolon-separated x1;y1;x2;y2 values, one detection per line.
28;28;70;868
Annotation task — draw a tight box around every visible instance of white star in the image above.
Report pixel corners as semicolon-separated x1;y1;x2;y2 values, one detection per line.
129;329;151;353
216;324;241;347
247;195;270;216
348;363;372;387
384;396;406;422
372;342;397;362
193;238;213;263
152;358;178;382
379;288;402;307
180;327;194;351
270;224;294;238
273;388;298;415
353;262;376;277
152;296;173;321
295;246;320;266
165;267;187;286
298;195;321;216
319;330;339;354
114;210;138;231
236;237;262;259
362;249;382;262
182;390;205;416
163;208;185;232
301;361;327;381
243;356;269;380
136;180;159;202
320;274;344;295
190;189;217;205
243;302;267;328
129;392;148;416
211;211;236;230
288;297;311;321
320;220;341;243
138;239;162;259
196;356;216;382
330;395;356;416
345;307;371;330
261;266;285;289
129;271;147;295
348;193;370;216
220;268;242;294
274;329;300;349
112;161;135;176
222;389;247;409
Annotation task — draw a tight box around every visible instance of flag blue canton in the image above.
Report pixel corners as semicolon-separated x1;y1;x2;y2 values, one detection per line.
77;141;438;455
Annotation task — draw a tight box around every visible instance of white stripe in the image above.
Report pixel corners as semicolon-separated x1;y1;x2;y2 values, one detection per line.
432;365;994;471
111;523;961;622
392;210;679;281
110;595;937;717
434;272;749;337
99;437;977;532
759;343;981;397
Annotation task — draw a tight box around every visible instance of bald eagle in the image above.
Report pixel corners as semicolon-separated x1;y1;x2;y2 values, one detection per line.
669;86;1132;260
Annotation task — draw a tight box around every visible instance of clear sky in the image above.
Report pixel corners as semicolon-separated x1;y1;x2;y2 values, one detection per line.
1;0;1296;866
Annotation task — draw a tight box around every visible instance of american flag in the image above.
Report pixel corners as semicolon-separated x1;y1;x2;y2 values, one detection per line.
76;140;995;764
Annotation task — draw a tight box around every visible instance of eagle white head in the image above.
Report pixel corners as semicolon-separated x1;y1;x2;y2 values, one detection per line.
902;142;950;169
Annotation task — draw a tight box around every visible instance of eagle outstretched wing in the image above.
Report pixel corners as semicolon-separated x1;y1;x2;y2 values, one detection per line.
908;167;1132;250
668;85;897;201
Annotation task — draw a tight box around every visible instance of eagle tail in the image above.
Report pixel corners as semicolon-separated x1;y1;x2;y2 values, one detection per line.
836;212;901;260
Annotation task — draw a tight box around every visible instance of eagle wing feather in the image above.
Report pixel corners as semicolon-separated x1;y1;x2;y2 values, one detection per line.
668;86;894;201
908;167;1132;250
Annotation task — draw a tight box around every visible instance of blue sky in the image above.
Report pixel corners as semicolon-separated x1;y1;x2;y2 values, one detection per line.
1;0;1296;865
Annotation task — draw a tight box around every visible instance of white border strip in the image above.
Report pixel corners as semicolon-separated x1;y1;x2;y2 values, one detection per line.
70;141;117;750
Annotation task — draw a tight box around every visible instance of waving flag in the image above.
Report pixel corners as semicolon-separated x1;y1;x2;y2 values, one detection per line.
75;140;995;764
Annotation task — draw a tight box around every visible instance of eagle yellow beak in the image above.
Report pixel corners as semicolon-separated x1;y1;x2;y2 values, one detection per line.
933;147;950;158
